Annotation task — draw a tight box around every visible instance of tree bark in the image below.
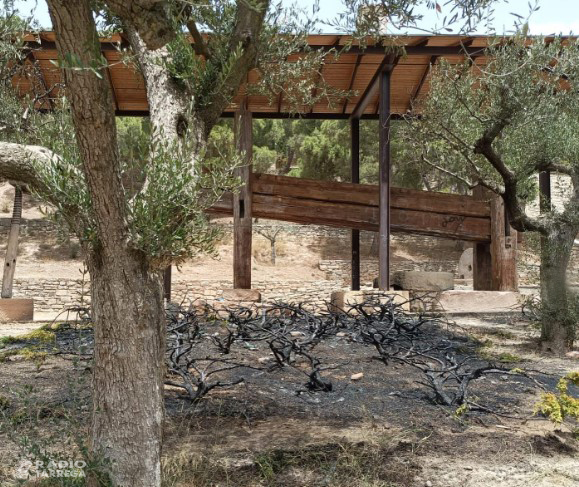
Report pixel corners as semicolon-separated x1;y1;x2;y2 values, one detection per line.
1;186;22;298
539;225;577;353
270;238;276;264
88;253;165;487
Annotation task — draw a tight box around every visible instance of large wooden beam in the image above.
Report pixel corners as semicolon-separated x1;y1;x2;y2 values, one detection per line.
251;173;490;217
539;170;551;212
210;174;492;241
351;118;360;290
472;186;492;290
233;104;253;289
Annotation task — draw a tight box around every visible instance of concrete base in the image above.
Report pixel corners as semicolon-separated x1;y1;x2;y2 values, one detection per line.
0;299;34;323
330;290;410;312
392;271;454;292
427;291;522;314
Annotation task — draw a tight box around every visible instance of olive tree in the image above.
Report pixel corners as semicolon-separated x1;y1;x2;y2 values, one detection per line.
405;33;579;353
0;1;499;485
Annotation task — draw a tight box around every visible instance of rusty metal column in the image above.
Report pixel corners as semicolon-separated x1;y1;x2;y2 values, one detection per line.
378;68;391;290
163;266;172;302
351;118;360;290
539;171;551;213
233;103;253;289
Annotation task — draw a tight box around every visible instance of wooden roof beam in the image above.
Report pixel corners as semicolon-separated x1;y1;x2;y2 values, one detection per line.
25;50;54;111
342;53;363;114
409;55;439;109
350;54;398;119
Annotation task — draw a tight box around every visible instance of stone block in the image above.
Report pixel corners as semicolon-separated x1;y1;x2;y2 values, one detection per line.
433;291;522;313
0;299;34;322
330;290;410;312
392;271;454;292
220;289;262;303
457;248;474;279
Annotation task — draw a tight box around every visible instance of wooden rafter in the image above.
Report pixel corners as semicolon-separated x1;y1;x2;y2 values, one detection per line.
409;55;439;110
342;53;363;114
309;37;340;114
25;50;54;110
104;54;119;112
350;54;397;119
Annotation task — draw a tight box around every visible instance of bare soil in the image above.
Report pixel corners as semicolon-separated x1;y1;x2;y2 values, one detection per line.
0;315;577;486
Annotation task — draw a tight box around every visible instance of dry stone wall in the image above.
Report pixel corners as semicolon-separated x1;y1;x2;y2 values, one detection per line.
13;277;343;314
4;218;579;315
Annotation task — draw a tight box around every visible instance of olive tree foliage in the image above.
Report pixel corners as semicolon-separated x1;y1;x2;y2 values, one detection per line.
403;33;579;351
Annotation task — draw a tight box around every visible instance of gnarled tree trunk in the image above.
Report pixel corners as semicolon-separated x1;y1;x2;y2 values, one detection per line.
539;225;577;353
46;1;167;485
88;252;165;486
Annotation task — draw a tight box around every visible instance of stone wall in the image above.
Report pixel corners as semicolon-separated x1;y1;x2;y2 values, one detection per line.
319;259;459;286
0;218;63;240
12;277;344;314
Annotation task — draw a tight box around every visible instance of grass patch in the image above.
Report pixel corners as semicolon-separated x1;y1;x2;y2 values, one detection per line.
0;335;21;347
22;329;56;343
162;438;416;487
0;349;20;362
0;329;55;350
497;352;522;363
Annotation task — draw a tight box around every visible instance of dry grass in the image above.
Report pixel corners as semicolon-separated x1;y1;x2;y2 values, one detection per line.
161;433;416;487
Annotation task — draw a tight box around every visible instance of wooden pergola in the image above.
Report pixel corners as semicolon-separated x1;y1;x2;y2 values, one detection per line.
16;32;518;293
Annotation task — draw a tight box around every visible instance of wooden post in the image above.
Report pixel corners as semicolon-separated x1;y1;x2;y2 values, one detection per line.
472;186;492;290
378;68;391;290
233;103;253;289
472;186;518;291
351;118;360;291
490;195;518;291
2;186;22;299
163;266;172;302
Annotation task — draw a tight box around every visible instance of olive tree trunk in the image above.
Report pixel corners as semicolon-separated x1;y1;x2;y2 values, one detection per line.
88;253;165;486
539;225;577;353
46;2;167;485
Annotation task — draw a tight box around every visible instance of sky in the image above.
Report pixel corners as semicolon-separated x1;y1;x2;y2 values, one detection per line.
13;0;579;35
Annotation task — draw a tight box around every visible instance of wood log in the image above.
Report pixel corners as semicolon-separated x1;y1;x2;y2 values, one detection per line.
1;187;22;299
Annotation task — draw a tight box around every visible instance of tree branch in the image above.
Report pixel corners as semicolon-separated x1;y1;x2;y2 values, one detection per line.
197;0;270;130
0;141;51;191
474;121;548;234
103;0;174;50
183;5;211;60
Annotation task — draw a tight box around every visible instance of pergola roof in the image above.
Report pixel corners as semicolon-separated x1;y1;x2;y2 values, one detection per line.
18;32;492;119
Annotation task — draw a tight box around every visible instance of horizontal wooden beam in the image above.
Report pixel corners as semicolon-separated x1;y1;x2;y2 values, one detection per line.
26;37;487;57
210;173;491;242
252;173;490;218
